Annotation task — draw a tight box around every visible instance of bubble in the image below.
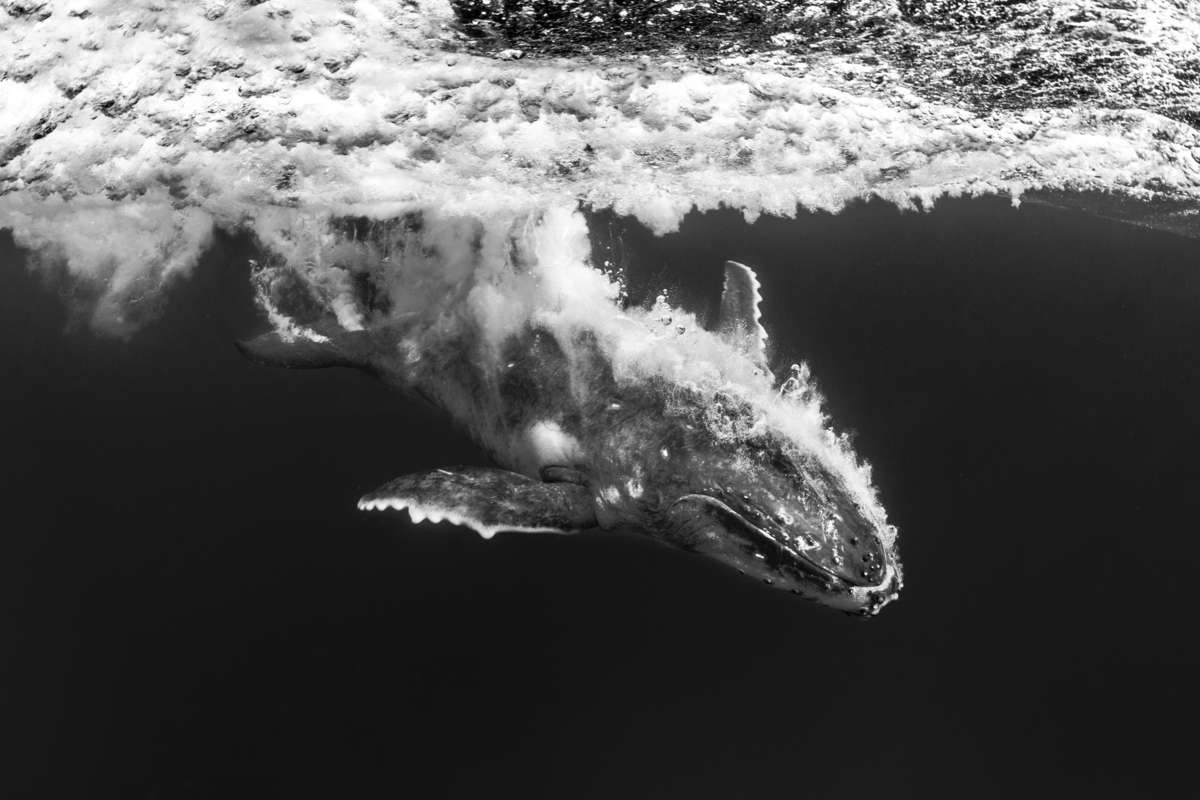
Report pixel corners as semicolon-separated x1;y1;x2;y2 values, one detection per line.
779;363;813;401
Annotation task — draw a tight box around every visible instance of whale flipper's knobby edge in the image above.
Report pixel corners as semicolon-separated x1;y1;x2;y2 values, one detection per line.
358;467;597;539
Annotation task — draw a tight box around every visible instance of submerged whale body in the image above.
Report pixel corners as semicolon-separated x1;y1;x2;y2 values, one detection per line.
239;227;901;615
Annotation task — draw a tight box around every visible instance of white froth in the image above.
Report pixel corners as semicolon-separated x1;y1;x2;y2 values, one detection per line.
2;2;1200;331
520;421;582;476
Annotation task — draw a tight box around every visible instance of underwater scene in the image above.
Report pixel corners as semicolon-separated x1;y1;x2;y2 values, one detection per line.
3;2;1199;797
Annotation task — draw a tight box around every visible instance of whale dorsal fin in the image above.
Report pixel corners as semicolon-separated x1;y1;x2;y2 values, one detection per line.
358;467;597;538
714;260;768;369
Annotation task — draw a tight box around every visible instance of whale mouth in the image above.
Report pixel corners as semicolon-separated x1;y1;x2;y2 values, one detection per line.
672;493;853;591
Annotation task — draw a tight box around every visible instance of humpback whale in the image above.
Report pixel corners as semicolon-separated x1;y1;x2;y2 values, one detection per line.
238;235;902;615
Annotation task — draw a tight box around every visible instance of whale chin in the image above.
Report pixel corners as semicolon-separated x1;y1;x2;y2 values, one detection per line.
665;493;896;610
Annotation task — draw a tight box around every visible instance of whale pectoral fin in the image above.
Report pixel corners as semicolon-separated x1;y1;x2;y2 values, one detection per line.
714;260;769;371
357;467;597;538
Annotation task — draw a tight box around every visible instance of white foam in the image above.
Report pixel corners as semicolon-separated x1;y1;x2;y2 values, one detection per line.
2;1;1199;332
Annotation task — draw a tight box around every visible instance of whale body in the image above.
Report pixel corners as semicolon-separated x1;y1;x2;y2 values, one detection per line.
239;218;902;615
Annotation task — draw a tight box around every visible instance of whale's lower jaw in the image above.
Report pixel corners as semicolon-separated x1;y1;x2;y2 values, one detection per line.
755;560;901;616
665;492;900;612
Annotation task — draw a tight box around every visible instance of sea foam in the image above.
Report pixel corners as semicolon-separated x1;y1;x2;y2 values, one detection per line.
2;0;1199;333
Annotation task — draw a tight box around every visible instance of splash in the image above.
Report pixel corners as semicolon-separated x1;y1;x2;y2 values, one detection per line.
3;1;1200;333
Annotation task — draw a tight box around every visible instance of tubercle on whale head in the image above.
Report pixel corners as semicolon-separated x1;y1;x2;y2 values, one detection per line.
597;413;902;615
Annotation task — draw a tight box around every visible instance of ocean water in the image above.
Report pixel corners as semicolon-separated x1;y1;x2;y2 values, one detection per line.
3;195;1199;797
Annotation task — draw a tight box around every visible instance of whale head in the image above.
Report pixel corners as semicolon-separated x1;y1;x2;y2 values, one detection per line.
574;260;902;615
657;423;901;615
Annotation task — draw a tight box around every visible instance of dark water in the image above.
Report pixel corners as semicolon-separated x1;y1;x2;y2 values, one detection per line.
3;196;1198;798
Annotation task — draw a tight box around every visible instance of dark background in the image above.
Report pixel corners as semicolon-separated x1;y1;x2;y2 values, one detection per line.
3;196;1197;797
